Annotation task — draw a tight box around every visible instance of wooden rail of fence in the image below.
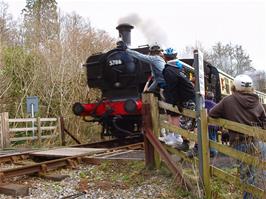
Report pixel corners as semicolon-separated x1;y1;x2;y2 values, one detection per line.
0;112;61;148
142;93;266;198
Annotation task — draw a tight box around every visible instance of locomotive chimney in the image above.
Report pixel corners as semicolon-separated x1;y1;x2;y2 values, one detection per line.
116;23;134;46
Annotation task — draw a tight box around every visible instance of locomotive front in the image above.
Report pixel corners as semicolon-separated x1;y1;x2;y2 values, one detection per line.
73;24;151;138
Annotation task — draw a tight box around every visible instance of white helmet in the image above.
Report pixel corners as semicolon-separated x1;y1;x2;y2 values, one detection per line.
233;74;253;92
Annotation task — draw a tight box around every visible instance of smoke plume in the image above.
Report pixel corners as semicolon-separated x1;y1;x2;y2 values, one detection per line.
118;13;168;47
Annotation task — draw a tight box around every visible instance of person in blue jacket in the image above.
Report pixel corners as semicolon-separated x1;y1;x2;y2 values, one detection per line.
126;44;166;92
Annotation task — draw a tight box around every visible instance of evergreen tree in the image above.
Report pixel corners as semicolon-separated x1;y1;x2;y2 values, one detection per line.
22;0;59;49
0;1;18;46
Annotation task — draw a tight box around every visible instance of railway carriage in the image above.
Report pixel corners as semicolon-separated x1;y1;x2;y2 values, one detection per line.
218;70;266;104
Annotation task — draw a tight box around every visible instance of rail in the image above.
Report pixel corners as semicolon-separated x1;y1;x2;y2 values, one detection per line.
142;93;266;198
0;142;144;182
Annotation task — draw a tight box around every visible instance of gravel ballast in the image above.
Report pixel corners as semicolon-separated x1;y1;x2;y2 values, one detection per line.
0;160;188;199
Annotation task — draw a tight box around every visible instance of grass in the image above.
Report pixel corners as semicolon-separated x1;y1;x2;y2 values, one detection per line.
87;160;196;198
87;159;246;198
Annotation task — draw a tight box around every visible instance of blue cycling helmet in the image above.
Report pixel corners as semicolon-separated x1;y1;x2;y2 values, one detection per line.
164;47;177;59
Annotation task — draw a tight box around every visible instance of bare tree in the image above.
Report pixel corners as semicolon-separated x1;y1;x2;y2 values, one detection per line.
181;42;254;77
0;1;117;142
0;1;114;116
207;42;253;76
179;41;211;59
247;70;266;92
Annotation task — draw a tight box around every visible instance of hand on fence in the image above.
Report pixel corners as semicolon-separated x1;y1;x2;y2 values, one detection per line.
177;106;183;113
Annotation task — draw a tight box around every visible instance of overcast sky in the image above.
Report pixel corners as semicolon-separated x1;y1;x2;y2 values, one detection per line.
6;0;266;71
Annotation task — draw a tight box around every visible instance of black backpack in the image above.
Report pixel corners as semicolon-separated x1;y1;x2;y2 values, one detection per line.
162;64;195;106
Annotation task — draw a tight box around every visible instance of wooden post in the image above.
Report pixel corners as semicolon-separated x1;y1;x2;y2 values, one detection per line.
194;49;211;198
0;112;10;149
59;116;66;146
0;113;2;149
149;94;161;169
142;93;155;168
217;130;222;143
200;109;211;198
37;117;42;145
142;93;161;169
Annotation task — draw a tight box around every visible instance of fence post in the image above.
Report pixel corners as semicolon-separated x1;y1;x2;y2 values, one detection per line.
149;94;161;168
37;117;42;145
0;113;2;148
142;93;161;168
142;93;155;168
200;109;211;197
194;49;211;198
0;112;10;149
0;113;2;149
58;116;66;146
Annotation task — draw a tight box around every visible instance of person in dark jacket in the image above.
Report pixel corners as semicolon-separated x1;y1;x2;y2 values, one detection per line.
163;62;195;109
159;48;186;147
163;59;196;151
187;91;219;158
209;74;266;199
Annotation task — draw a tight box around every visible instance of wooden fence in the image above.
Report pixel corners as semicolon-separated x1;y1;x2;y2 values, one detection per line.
142;93;266;198
0;112;61;149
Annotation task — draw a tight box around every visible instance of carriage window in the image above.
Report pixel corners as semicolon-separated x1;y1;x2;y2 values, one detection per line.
225;78;230;94
229;80;233;94
221;78;225;90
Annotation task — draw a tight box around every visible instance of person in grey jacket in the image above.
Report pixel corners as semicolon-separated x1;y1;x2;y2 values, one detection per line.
126;44;166;92
209;74;266;199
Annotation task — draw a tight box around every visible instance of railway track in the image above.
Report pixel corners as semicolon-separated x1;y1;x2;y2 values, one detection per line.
0;137;144;183
0;135;143;164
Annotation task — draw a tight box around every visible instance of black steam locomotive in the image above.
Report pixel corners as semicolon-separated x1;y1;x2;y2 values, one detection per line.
73;24;221;138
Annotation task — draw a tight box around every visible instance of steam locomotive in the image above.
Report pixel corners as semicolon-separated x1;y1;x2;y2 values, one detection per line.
73;24;222;138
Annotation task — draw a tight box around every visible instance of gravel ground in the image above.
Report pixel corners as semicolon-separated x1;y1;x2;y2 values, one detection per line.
0;154;250;199
0;160;190;199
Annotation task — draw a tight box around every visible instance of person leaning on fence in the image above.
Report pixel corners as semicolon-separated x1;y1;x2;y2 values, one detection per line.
126;44;166;93
205;91;219;157
187;91;219;158
209;74;266;199
158;48;184;146
162;57;196;151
